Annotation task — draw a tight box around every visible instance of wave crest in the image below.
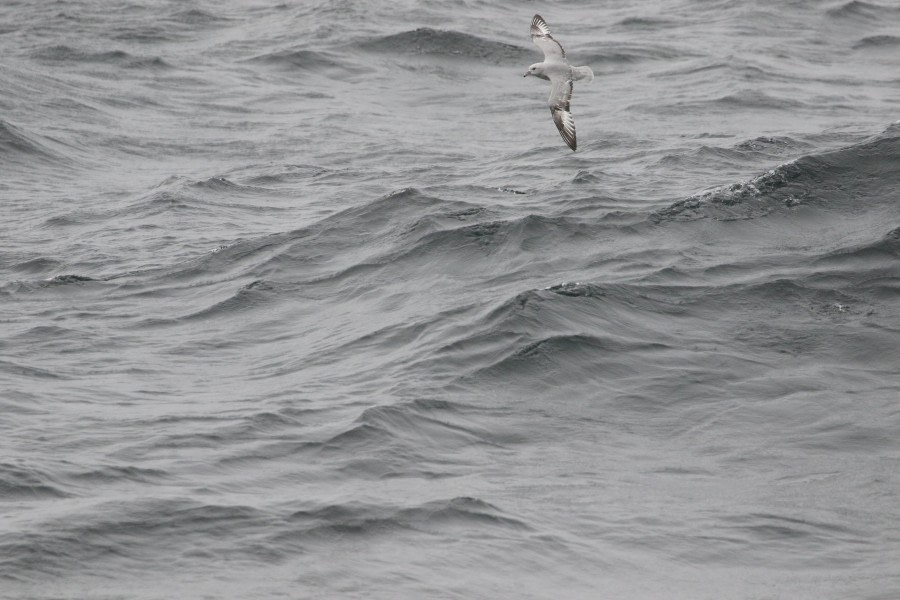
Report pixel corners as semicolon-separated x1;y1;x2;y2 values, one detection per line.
654;123;900;222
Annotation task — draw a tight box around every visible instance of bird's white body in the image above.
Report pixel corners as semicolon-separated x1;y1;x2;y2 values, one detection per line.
527;62;593;84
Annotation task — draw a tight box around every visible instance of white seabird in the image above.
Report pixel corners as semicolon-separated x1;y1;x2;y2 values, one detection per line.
523;14;594;151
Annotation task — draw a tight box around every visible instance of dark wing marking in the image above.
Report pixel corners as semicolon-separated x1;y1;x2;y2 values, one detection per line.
530;14;551;37
531;14;566;62
549;79;576;151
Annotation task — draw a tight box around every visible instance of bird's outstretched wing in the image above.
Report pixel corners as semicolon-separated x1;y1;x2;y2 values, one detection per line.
531;14;566;62
548;78;576;151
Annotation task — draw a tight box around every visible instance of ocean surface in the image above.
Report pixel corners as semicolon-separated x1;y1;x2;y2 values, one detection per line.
2;0;899;598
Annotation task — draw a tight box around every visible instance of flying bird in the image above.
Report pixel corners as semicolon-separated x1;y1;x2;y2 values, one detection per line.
523;14;593;151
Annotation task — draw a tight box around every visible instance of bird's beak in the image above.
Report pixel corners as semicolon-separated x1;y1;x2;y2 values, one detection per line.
523;71;530;77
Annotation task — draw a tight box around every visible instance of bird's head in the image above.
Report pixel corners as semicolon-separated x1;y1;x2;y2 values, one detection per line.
523;63;543;78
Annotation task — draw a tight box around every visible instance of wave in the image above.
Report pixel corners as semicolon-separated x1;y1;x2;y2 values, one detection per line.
32;45;171;69
5;257;64;275
581;43;689;64
356;28;530;64
173;279;290;323
184;175;275;196
105;7;231;43
0;487;527;581
0;119;70;167
613;16;679;29
245;48;358;73
657;136;811;169
168;8;231;26
68;464;170;485
853;34;900;49
330;398;504;449
78;186;625;340
240;164;330;186
827;0;900;21
0;120;50;156
34;174;289;242
0;273;108;298
654;122;900;221
210;397;515;480
284;496;529;539
44;274;98;285
418;281;683;390
810;226;900;301
433;272;884;399
714;90;808;110
0;359;67;381
469;333;668;384
122;181;534;294
818;226;900;265
0;463;70;500
109;24;182;44
0;461;168;502
733;135;810;154
273;210;627;296
637;90;814;116
423;201;898;392
651;59;770;80
0;498;270;581
119;188;491;288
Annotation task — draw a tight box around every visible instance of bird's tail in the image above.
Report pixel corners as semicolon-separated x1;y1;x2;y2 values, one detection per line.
572;65;594;83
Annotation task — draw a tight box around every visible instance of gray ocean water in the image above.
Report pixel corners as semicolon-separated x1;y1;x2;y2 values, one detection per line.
2;0;900;598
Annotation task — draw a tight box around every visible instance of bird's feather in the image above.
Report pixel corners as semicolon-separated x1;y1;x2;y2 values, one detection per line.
548;79;576;151
531;14;566;62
